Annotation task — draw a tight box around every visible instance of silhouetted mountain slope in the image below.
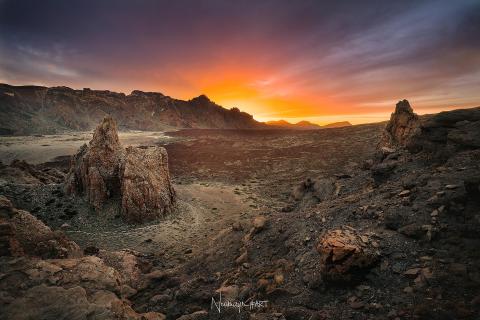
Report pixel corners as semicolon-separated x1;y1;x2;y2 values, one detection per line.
0;84;263;135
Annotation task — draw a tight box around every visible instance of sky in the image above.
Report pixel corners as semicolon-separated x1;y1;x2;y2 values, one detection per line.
1;0;479;124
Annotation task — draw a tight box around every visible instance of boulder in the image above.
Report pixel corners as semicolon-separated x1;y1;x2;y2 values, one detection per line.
316;229;379;281
371;162;397;185
97;249;143;288
65;116;175;222
292;177;339;203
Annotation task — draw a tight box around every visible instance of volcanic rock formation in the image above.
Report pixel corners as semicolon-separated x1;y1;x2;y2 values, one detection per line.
407;106;480;159
380;99;420;148
65;117;175;222
378;99;480;161
0;196;166;320
0;195;81;258
120;146;175;222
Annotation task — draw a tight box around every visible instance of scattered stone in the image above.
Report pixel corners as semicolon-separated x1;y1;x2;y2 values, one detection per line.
176;310;208;320
445;184;459;190
150;294;171;304
253;216;267;231
404;268;422;278
316;229;379;282
348;296;365;309
403;286;414;293
398;223;424;239
84;246;100;256
292;177;340;202
235;251;248;264
60;223;71;230
371;162;397;185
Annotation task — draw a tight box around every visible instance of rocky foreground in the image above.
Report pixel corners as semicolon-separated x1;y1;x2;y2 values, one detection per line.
0;101;479;319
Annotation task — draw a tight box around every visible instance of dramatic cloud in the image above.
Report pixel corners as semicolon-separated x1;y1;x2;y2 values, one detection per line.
1;0;479;123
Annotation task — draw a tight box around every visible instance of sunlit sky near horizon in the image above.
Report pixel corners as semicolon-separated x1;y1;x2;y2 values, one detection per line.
1;0;480;125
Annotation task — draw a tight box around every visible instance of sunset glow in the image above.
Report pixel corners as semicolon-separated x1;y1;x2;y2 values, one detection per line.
1;0;479;124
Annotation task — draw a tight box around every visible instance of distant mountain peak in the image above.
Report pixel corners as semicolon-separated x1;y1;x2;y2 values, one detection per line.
266;119;320;129
295;120;320;127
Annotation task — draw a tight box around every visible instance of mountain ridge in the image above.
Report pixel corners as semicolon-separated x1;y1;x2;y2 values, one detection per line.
0;83;264;135
266;119;352;130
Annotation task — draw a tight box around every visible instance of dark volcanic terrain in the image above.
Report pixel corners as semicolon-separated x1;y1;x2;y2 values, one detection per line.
1;101;480;320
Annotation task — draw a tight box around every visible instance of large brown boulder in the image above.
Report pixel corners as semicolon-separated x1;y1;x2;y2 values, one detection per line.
65;116;175;222
316;229;379;282
380;99;420;148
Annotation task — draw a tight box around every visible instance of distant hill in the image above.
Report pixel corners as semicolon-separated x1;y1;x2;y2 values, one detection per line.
0;83;264;135
322;121;352;128
266;119;351;130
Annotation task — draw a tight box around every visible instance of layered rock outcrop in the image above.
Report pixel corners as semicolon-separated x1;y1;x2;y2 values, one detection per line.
406;107;480;159
0;195;81;258
379;99;480;160
65;117;175;222
0;197;165;319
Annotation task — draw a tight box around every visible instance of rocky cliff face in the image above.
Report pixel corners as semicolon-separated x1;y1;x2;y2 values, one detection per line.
0;83;263;135
407;107;480;160
378;99;480;161
65;117;175;222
